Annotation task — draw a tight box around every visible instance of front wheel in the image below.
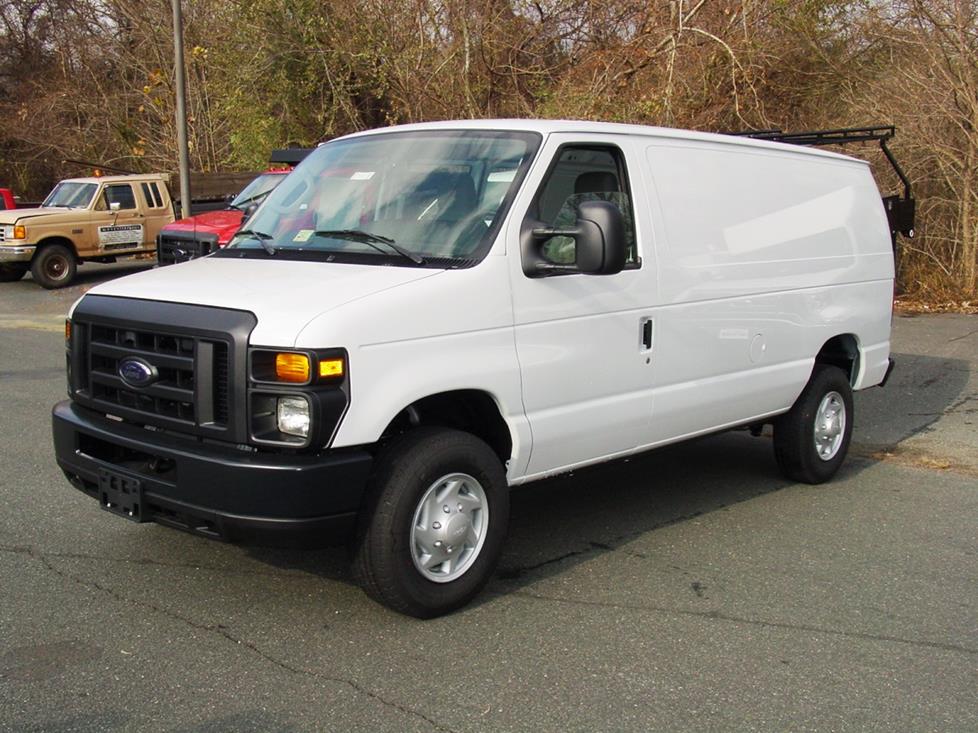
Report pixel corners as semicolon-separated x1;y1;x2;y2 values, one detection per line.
352;427;509;618
773;364;854;484
31;244;77;289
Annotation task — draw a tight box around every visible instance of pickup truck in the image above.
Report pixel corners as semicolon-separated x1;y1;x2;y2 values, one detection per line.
0;188;18;210
54;120;911;617
157;169;291;265
158;149;312;265
0;174;174;287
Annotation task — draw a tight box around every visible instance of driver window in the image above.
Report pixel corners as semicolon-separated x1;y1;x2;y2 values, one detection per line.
532;146;637;266
96;184;137;211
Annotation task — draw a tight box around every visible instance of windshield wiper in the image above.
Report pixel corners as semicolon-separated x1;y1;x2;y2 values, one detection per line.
234;229;277;255
230;190;272;211
313;229;425;265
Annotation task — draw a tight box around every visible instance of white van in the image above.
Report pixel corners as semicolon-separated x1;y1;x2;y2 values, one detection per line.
54;120;901;617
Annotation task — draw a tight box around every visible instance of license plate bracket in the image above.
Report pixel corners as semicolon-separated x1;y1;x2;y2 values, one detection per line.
97;467;144;522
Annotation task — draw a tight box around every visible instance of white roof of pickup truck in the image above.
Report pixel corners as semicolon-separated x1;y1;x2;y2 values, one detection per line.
61;173;169;185
338;118;865;166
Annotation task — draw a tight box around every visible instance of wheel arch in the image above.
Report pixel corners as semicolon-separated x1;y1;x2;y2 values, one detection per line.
378;389;514;465
32;235;79;260
814;333;860;386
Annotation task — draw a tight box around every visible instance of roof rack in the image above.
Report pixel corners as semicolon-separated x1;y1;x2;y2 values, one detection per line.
731;125;915;243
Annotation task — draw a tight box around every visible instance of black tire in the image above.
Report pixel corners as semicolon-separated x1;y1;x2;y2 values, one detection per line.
31;244;76;289
352;427;509;618
774;364;854;484
0;264;28;282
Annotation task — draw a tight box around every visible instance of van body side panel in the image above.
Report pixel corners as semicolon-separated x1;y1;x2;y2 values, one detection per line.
639;141;893;440
308;257;531;479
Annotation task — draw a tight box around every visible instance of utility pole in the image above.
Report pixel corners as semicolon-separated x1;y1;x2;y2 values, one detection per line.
171;0;191;217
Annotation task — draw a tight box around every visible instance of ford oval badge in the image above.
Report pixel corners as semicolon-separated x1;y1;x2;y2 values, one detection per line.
118;357;158;388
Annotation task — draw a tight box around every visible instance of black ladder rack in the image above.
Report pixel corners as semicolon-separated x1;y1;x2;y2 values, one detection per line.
731;125;915;243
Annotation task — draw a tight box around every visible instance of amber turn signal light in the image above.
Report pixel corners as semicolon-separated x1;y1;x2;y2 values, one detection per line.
65;319;71;342
318;358;344;378
275;353;310;383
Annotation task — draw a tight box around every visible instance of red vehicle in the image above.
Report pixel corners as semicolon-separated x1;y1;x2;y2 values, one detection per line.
157;149;311;265
0;188;19;210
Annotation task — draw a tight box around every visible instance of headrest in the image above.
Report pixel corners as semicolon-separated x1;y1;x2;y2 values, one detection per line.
575;171;619;194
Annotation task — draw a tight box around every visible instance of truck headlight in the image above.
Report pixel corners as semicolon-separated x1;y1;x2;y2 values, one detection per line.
277;396;310;437
3;225;26;240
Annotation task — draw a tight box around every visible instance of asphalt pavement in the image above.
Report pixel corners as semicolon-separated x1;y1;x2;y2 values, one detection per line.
0;267;976;732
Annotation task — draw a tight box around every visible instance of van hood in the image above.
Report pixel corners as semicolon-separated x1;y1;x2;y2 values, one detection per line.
78;256;444;346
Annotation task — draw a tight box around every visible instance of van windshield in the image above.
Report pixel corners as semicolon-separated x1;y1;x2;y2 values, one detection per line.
43;182;97;209
218;130;540;267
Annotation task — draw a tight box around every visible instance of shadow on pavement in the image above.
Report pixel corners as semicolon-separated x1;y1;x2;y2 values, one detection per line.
244;351;970;601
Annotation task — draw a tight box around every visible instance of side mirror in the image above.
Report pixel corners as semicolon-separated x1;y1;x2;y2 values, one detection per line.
243;202;259;224
523;200;627;276
109;201;121;212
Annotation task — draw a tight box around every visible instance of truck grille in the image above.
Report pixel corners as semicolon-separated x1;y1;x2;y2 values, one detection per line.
70;296;256;443
157;230;220;265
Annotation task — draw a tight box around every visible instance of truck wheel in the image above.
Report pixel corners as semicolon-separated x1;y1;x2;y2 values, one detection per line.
352;427;509;618
773;364;854;484
0;264;28;282
31;244;77;289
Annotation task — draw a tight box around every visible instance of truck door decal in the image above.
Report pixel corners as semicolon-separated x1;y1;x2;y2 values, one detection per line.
98;223;143;248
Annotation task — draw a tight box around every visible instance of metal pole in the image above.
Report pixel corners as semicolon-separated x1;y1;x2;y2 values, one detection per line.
171;0;191;217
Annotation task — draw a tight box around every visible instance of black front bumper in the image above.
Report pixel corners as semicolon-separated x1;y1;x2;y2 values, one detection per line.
53;400;372;546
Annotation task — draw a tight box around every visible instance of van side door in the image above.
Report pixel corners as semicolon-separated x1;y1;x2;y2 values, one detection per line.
508;135;656;478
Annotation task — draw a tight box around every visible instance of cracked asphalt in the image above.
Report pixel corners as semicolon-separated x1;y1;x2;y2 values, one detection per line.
1;267;976;732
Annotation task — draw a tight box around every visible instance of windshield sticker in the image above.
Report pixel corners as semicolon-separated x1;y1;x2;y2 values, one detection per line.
293;229;314;242
351;171;375;180
488;170;516;182
98;223;143;247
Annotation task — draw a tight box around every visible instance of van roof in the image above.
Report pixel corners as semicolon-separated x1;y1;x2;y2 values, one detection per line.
338;119;866;166
61;174;169;185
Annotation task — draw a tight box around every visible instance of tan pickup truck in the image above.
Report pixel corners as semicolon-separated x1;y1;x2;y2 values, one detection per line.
0;174;174;288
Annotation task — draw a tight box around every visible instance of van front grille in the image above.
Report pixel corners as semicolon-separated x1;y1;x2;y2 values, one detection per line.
84;324;229;427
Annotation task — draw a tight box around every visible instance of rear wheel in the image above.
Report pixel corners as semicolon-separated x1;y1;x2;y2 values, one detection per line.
352;427;509;618
31;244;77;289
774;364;854;484
0;264;28;282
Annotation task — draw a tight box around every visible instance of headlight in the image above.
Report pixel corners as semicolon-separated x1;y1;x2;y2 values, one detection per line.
277;396;310;437
3;225;26;240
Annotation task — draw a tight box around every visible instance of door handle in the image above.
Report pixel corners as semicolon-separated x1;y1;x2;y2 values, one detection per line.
641;317;653;351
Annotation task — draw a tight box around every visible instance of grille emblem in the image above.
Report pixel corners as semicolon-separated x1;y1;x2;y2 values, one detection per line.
118;357;158;388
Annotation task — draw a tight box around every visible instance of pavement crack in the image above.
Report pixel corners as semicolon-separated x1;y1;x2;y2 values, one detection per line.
498;510;716;580
512;590;978;657
15;545;455;733
947;327;978;343
0;544;306;580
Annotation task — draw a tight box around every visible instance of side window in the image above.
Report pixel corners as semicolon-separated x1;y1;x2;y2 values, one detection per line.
531;146;637;266
98;184;136;210
139;181;163;209
149;182;164;208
